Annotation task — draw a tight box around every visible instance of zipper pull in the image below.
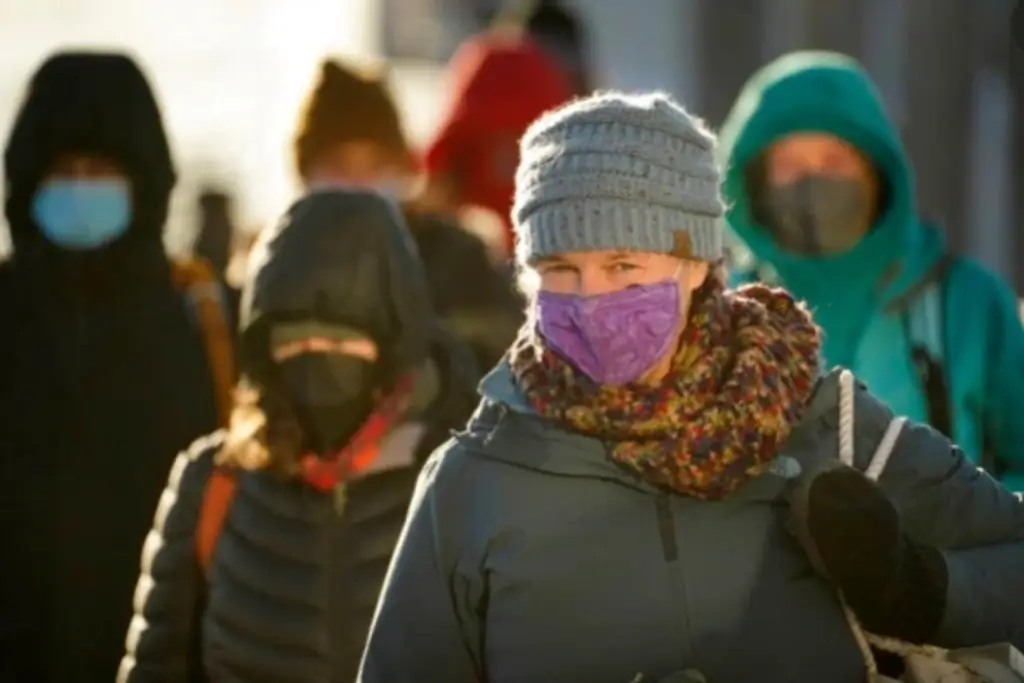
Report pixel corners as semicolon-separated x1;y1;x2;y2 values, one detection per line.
333;482;347;515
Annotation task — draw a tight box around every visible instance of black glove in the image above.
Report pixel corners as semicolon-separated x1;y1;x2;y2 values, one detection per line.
790;463;948;643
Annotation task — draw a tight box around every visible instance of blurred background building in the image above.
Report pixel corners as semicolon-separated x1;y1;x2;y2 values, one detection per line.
0;0;1020;288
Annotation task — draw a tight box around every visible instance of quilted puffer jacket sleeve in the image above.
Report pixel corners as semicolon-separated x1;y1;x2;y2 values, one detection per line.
117;432;221;683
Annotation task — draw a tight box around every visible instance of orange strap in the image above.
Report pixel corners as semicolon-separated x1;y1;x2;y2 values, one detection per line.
195;469;237;575
170;259;235;425
197;436;388;575
170;258;239;576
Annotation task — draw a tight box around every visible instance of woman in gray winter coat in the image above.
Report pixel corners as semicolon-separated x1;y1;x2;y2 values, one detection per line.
358;92;1024;683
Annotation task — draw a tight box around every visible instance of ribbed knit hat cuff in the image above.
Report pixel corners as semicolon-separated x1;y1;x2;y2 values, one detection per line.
517;199;723;263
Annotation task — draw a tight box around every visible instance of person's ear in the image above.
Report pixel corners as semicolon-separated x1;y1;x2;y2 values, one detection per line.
675;260;708;322
680;260;709;293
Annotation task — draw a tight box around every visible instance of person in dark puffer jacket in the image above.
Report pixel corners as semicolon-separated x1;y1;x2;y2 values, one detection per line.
118;189;477;683
293;56;524;373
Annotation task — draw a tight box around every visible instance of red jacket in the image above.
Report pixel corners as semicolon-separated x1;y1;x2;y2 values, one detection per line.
424;33;572;257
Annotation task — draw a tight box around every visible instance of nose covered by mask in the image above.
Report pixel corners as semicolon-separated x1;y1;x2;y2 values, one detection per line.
536;276;682;386
31;179;132;249
271;322;380;454
278;354;378;453
761;176;873;256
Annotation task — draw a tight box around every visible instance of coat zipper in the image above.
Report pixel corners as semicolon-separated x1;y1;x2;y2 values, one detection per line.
655;492;694;670
656;494;679;562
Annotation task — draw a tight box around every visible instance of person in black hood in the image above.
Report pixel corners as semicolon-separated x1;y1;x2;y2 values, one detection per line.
519;0;594;97
119;189;478;683
194;186;242;333
0;52;220;683
195;188;236;280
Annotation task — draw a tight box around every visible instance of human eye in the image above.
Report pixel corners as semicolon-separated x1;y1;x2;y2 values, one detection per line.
608;260;641;273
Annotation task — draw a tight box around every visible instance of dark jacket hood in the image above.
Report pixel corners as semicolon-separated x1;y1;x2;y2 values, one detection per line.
240;189;435;386
4;51;176;266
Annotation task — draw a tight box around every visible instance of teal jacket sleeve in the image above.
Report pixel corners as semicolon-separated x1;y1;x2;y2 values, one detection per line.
974;265;1024;490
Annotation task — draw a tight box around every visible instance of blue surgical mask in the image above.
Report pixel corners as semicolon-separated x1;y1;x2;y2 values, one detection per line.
31;179;131;249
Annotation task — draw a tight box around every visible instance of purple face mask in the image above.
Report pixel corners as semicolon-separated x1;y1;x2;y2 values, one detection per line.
536;279;681;385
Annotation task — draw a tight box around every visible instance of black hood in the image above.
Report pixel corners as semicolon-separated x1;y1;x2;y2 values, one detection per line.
196;190;234;276
240;189;435;388
3;51;176;276
524;0;591;95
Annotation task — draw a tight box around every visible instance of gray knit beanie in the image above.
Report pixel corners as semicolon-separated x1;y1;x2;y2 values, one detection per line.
513;90;724;264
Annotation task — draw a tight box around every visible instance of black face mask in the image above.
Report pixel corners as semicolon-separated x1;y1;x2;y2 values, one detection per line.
277;353;377;454
762;176;872;255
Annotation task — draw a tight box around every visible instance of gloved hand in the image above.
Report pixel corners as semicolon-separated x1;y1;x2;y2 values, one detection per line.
789;463;948;643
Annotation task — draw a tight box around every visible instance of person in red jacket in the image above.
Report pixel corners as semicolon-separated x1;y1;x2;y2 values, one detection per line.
421;31;572;258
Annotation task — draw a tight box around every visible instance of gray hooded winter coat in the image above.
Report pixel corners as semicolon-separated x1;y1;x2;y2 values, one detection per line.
358;363;1024;683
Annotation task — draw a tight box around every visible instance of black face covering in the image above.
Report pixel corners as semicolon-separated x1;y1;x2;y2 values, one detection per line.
277;353;377;454
762;176;872;255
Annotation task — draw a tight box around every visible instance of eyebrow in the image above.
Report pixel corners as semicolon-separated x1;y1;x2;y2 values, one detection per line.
534;251;643;268
534;256;569;267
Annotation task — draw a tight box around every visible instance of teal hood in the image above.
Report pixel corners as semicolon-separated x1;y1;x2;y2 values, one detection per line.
718;51;943;300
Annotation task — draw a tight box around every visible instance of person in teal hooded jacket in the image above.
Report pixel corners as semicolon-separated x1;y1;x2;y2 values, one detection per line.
720;51;1024;490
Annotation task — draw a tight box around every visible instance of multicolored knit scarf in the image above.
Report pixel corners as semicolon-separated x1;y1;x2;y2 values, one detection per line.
510;281;822;499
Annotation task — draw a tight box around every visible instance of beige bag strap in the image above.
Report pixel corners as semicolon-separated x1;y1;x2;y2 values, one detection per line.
836;370;950;680
838;369;907;475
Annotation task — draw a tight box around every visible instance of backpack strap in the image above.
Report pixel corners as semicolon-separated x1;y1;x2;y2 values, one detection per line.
837;369;907;479
196;468;237;576
906;277;945;366
170;258;239;577
897;256;955;441
171;258;236;426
